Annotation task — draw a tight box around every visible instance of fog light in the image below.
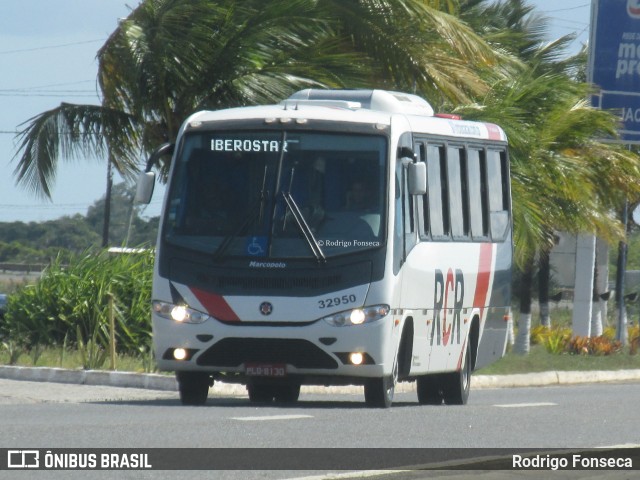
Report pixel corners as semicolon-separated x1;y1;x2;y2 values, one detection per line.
173;348;187;360
349;352;364;365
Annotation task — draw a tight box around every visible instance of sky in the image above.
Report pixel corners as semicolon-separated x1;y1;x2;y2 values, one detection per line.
0;0;592;223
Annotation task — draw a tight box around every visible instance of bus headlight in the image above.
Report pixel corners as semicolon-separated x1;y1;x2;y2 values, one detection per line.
322;305;390;327
152;301;210;324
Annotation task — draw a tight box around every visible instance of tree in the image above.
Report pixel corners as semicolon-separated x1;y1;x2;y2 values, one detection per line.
458;1;640;353
14;0;502;195
86;182;158;247
12;0;640;356
12;104;140;247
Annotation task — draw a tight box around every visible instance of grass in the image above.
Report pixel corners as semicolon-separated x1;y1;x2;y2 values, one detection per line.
0;345;161;374
477;308;640;375
2;298;639;376
476;344;640;375
2;341;640;377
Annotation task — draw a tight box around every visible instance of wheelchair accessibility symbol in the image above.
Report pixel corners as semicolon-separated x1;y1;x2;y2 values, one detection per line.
246;236;267;256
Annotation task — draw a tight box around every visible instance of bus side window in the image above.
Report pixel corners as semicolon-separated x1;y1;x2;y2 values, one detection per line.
487;149;509;241
447;146;469;239
467;148;488;239
417;143;428;237
425;144;448;239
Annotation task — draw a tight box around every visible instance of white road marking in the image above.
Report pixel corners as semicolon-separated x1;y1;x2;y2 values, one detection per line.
232;414;313;421
597;443;640;449
494;402;557;408
283;471;410;480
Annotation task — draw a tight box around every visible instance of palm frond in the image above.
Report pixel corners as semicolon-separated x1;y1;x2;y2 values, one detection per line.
13;103;139;199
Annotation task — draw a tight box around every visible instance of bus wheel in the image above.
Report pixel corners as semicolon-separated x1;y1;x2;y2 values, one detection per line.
177;372;210;406
443;342;471;405
364;376;395;408
416;374;444;405
273;384;301;403
364;361;397;408
247;384;275;403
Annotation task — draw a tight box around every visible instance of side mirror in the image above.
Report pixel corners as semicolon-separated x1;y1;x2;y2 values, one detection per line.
134;171;156;205
144;142;174;172
407;161;427;195
135;142;174;205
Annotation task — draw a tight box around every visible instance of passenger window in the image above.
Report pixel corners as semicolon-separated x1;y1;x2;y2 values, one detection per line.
418;143;429;237
447;146;468;239
467;148;488;239
487;149;509;240
426;145;448;238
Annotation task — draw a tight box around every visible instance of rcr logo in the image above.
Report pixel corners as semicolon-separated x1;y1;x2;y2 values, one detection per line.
430;268;464;347
629;0;640;18
7;450;39;468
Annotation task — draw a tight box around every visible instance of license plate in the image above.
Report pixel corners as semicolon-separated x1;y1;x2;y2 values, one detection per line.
245;363;287;377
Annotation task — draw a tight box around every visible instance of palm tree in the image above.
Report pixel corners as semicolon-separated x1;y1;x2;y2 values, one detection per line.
13;0;502;228
13;104;140;247
13;0;361;243
316;0;508;105
96;0;368;156
457;0;640;353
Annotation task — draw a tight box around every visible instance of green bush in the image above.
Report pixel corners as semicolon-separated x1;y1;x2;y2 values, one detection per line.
542;327;572;354
1;249;153;357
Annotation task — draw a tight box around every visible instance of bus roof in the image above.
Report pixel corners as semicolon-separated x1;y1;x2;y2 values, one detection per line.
185;89;507;143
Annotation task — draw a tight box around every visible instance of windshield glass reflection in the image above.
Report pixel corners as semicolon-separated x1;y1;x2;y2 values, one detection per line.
164;131;387;259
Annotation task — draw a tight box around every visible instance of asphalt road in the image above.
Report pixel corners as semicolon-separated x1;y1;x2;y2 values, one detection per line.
0;379;638;479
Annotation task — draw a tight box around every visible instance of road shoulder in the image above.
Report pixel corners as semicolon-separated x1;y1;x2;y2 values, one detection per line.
1;365;639;395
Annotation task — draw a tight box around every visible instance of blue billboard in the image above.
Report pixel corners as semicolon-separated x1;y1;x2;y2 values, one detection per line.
590;0;640;142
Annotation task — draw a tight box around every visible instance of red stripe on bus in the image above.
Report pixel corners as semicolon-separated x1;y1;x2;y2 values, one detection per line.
485;123;502;141
457;339;467;371
473;243;493;310
190;287;240;322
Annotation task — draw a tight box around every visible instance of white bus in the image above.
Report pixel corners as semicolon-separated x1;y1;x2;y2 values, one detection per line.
136;89;512;408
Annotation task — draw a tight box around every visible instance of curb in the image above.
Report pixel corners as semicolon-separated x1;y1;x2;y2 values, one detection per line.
0;366;177;392
1;365;640;396
470;369;640;388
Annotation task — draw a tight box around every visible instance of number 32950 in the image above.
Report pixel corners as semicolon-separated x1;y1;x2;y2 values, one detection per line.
318;294;357;309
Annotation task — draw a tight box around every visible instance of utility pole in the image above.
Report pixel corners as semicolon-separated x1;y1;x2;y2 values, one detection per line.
615;200;629;347
102;157;113;248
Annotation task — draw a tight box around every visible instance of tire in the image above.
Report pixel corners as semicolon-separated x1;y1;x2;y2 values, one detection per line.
177;372;211;406
364;376;395;408
364;359;398;408
247;384;275;403
416;374;444;405
442;341;471;405
273;384;301;403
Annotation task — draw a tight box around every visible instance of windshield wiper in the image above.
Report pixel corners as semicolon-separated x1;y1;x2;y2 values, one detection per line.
281;191;326;263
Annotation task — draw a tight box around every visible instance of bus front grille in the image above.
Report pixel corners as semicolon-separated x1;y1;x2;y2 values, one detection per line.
213;275;342;291
196;338;339;369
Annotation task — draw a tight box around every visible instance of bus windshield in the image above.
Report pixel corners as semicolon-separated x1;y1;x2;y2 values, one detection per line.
164;131;387;259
